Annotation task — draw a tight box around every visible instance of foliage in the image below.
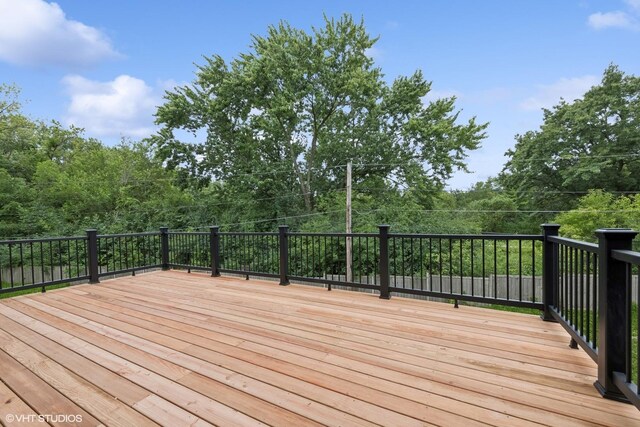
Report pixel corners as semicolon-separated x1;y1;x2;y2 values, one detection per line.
152;14;487;227
2;39;639;246
501;65;640;213
554;190;640;243
0;84;195;238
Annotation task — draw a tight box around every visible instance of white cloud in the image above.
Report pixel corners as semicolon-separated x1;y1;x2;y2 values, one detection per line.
0;0;119;67
626;0;640;12
62;75;161;138
588;11;638;30
519;75;599;111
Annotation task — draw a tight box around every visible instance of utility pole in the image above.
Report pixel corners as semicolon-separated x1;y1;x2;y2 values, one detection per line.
346;161;352;284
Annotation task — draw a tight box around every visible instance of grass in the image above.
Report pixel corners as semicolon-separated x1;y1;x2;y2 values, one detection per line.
0;283;70;299
487;304;540;315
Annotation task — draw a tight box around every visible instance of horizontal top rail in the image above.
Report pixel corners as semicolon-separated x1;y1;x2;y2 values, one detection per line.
219;231;279;236
288;232;378;238
611;249;640;265
389;233;543;240
97;232;160;238
168;231;209;236
0;236;87;245
548;235;599;253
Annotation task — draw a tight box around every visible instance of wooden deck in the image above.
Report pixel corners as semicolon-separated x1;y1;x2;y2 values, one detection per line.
0;271;638;426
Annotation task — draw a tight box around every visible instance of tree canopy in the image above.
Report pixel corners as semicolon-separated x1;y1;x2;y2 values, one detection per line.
553;190;640;245
501;65;640;212
151;15;487;225
2;19;639;239
0;85;196;238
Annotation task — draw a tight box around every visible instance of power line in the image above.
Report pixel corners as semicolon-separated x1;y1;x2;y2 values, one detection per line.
355;208;640;215
218;209;346;228
506;153;640;162
493;190;640;195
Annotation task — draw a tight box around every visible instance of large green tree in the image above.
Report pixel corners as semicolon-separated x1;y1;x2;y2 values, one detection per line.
501;65;640;212
152;15;487;222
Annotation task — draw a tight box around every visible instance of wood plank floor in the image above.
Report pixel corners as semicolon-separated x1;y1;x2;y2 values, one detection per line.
0;270;638;426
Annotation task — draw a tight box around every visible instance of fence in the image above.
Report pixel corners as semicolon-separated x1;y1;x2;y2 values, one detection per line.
0;224;639;409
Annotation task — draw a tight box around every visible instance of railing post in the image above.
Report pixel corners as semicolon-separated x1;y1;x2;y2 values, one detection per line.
379;225;391;300
279;225;289;286
594;229;638;402
210;226;220;277
540;224;560;321
160;227;170;271
86;229;99;284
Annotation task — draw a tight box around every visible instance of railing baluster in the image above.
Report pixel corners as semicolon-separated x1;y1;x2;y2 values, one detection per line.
19;243;24;287
438;238;443;292
459;238;463;295
518;239;522;301
449;238;458;296
420;238;424;291
586;252;591;345
470;239;474;297
531;240;536;303
506;240;510;301
482;239;486;298
626;262;632;383
30;242;35;286
493;240;497;299
580;250;585;338
40;241;45;283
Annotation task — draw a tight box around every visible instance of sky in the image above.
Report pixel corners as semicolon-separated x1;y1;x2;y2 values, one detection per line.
0;0;638;189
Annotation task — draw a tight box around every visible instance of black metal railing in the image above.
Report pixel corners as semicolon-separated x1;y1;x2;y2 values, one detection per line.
168;231;210;272
387;234;543;308
546;234;600;360
287;231;380;291
539;227;640;410
2;223;640;410
219;231;279;278
97;232;162;277
0;236;90;293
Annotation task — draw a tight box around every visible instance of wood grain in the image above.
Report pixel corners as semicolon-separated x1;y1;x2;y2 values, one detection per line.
0;269;638;426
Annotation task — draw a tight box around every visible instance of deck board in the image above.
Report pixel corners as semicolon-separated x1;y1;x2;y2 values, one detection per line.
0;270;638;426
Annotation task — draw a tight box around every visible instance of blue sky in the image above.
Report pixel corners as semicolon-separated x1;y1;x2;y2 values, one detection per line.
0;0;638;189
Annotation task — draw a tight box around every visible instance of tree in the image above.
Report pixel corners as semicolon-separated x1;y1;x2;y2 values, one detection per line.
151;15;487;226
0;168;33;236
0;83;204;238
31;139;196;235
554;190;640;242
0;84;41;181
501;65;640;212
